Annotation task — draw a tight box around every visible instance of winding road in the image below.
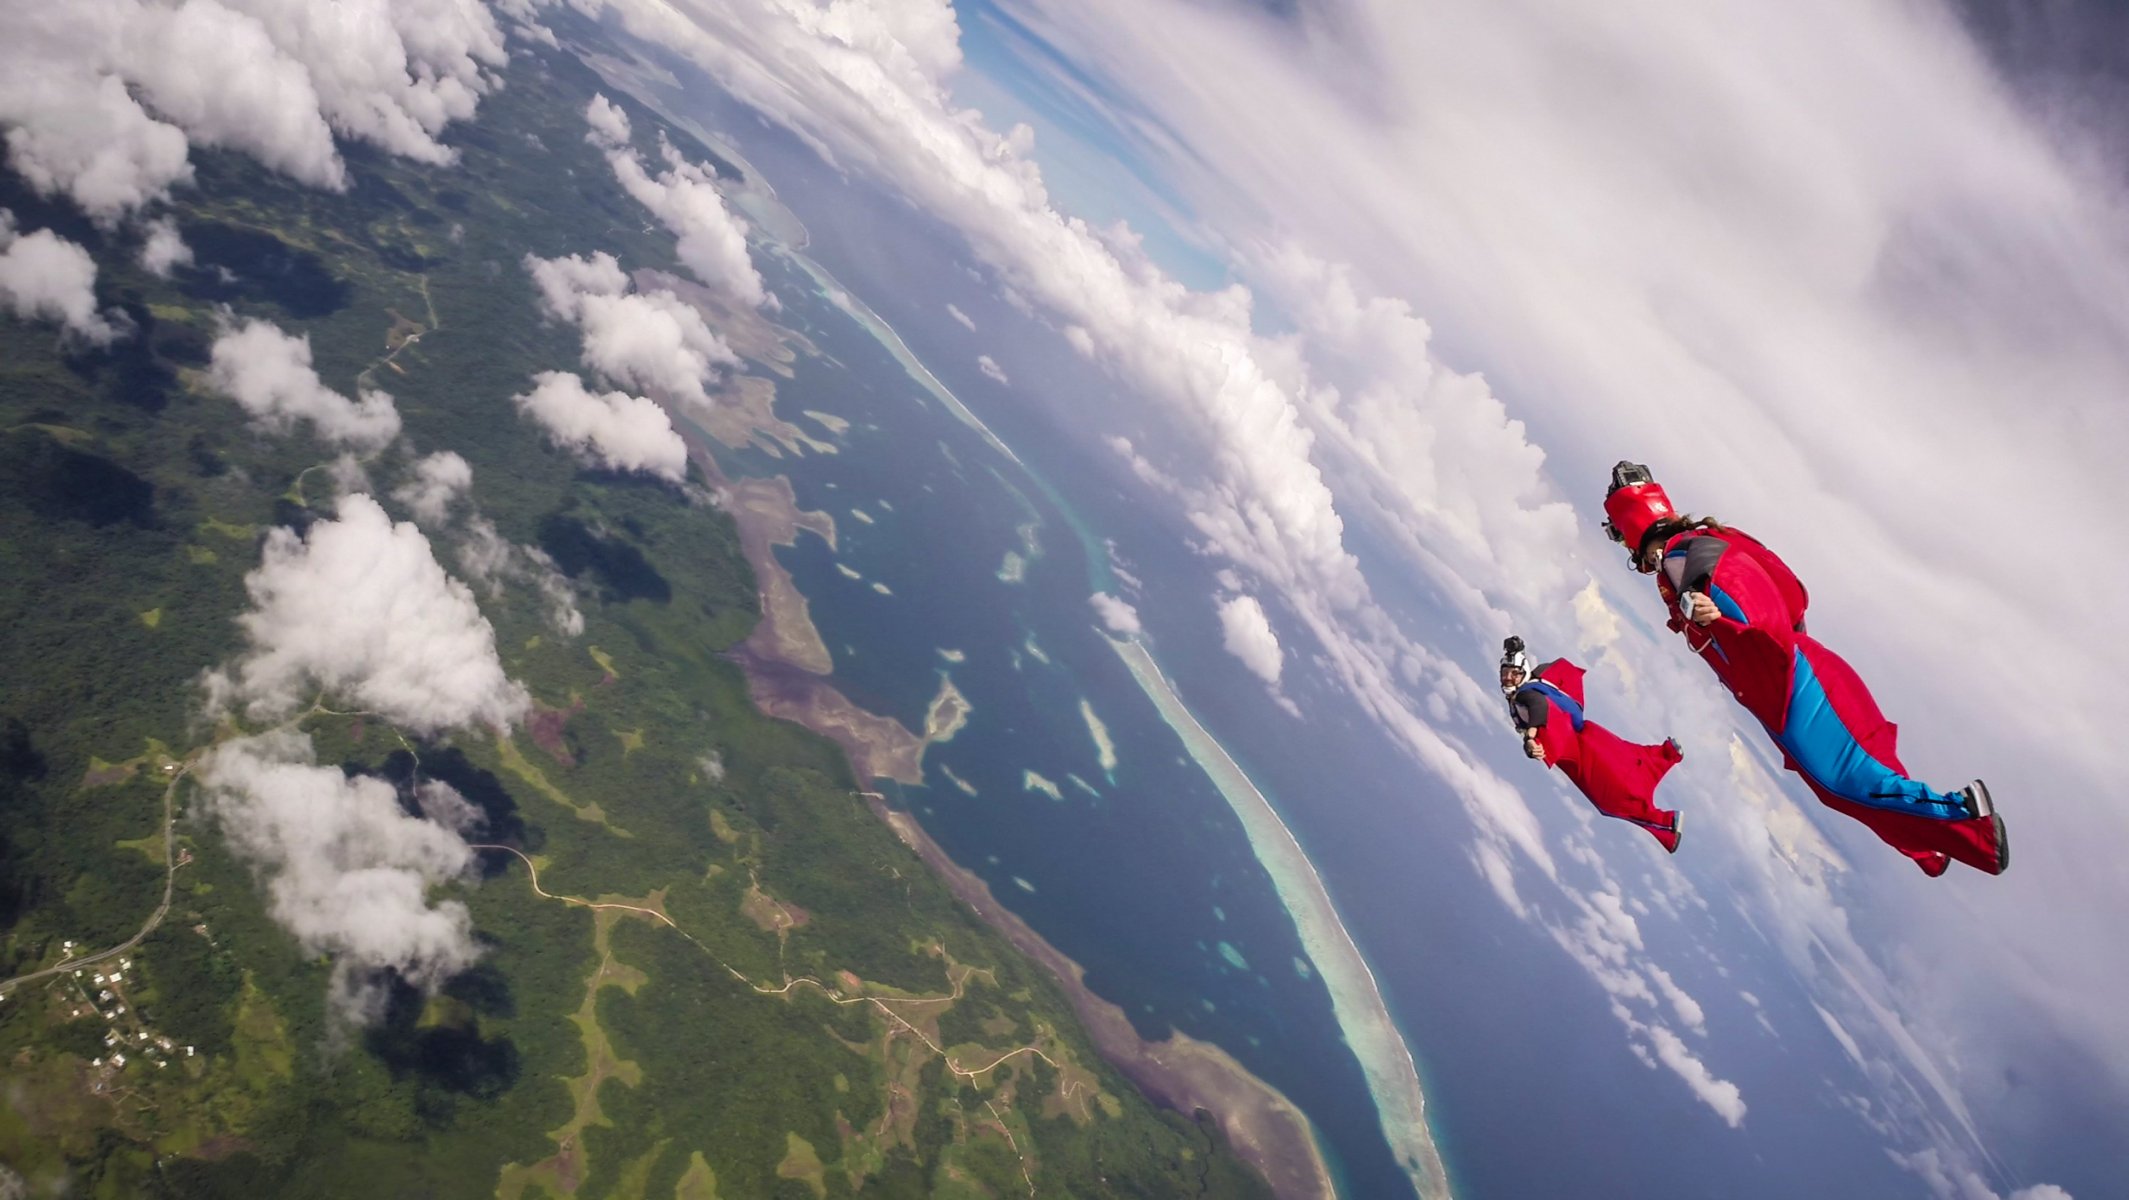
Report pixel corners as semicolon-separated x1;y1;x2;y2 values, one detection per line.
0;760;191;997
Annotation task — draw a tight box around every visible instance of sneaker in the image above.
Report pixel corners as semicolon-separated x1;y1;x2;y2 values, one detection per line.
1958;780;1994;822
1987;813;2010;875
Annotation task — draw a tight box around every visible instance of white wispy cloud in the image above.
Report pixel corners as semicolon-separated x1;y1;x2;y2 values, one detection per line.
1644;1024;1746;1128
459;514;584;638
206;316;402;450
513;369;687;480
976;353;1009;385
393;450;474;525
205;492;528;735
586;94;766;305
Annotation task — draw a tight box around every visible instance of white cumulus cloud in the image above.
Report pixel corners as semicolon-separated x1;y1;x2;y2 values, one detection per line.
584;93;633;148
1217;593;1284;685
513;370;687;480
199;728;479;1022
207;316;402;451
1089;592;1141;635
137;215;192;277
0;211;120;344
206;492;528;735
977;353;1008;385
524;250;737;409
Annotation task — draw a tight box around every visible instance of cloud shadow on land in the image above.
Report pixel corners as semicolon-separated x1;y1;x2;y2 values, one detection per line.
536;511;671;604
0;431;158;528
177;222;353;320
376;746;538;867
363;968;522;1108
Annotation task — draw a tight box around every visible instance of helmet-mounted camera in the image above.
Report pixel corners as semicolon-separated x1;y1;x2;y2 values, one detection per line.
1498;636;1533;695
1600;461;1677;561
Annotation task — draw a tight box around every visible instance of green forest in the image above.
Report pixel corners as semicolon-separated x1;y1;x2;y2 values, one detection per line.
0;12;1275;1200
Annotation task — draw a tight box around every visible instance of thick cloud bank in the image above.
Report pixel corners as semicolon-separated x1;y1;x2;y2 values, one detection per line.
585;94;766;305
524;250;736;409
206;492;528;735
0;0;507;223
207;316;402;450
0;211;120;344
199;729;479;1020
513;370;687;480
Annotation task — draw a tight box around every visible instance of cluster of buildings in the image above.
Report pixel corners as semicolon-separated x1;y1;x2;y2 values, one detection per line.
30;943;198;1085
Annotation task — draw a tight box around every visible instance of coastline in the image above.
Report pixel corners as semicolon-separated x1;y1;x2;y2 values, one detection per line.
865;795;1336;1200
1106;633;1452;1199
670;418;1337;1200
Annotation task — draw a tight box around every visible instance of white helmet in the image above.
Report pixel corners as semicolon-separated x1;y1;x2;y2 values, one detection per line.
1499;636;1534;696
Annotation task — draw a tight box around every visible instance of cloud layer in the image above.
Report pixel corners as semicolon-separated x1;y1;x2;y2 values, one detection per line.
0;0;508;223
575;0;2104;1191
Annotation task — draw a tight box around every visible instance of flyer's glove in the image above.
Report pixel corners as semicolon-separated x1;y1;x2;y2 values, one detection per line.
1682;591;1721;627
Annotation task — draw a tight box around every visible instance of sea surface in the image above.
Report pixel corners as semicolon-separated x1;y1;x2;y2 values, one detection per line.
703;239;1422;1197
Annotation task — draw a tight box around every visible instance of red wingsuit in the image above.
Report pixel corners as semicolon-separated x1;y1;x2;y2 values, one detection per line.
1513;659;1683;853
1651;527;2005;876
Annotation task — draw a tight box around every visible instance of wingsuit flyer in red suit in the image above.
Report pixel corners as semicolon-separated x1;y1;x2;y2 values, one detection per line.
1600;461;2008;877
1500;637;1684;853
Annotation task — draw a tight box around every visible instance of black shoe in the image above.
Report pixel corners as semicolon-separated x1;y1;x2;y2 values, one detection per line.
1957;780;1994;822
1989;814;2010;875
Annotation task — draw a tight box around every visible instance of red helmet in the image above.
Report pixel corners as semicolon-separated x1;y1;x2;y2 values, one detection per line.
1602;461;1676;556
